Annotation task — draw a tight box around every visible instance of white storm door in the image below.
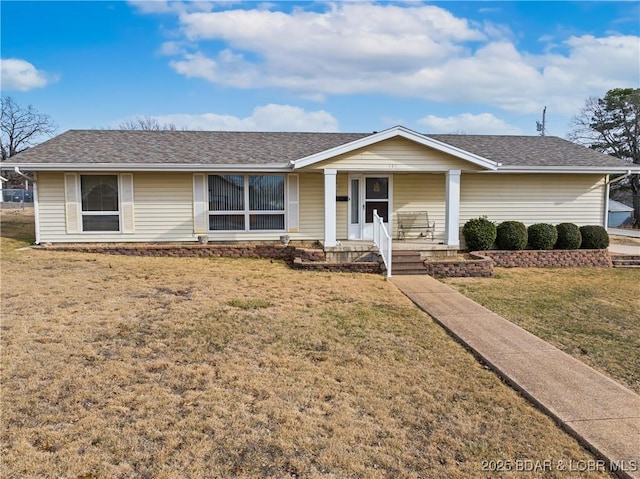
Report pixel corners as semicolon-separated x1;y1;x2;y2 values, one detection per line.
362;176;390;239
348;175;362;239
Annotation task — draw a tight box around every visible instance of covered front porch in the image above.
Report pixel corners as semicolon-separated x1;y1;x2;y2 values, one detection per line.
321;168;462;248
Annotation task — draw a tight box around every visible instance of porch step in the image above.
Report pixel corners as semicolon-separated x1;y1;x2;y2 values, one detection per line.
392;251;428;275
611;255;640;268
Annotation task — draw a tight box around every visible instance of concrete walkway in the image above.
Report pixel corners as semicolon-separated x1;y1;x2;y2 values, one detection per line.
391;275;640;479
609;228;640;239
610;243;640;255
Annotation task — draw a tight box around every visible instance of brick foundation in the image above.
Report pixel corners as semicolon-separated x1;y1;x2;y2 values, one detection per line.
478;249;612;268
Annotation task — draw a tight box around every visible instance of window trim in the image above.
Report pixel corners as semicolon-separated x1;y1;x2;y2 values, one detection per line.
208;173;286;232
79;173;122;233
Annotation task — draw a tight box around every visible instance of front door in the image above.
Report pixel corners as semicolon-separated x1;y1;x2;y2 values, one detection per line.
348;175;390;240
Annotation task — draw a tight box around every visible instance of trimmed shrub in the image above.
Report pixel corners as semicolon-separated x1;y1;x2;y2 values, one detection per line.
579;225;609;249
527;223;558;250
462;217;497;251
496;221;528;250
555;223;582;249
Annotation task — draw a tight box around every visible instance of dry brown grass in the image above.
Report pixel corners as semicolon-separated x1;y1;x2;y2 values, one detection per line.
443;268;640;394
1;210;611;478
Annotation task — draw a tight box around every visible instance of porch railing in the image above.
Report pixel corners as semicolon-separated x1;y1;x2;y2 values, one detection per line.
373;209;392;277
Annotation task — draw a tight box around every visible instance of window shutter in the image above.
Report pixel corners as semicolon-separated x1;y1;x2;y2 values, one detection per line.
64;173;80;233
120;173;134;233
288;174;299;232
193;174;208;234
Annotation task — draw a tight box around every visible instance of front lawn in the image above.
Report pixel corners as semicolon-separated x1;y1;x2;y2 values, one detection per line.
0;210;610;478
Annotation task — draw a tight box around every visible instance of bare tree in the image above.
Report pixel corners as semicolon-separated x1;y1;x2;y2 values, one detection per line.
569;88;640;225
118;115;179;131
1;96;58;161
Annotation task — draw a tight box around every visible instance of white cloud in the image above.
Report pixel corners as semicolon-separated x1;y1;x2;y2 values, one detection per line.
116;104;339;132
0;58;56;91
158;41;186;56
417;113;523;135
141;3;639;117
128;1;219;15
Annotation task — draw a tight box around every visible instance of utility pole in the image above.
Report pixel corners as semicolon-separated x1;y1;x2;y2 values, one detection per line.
536;106;547;136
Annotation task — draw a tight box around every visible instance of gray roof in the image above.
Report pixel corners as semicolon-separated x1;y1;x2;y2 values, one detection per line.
5;128;632;169
7;130;368;166
428;134;631;168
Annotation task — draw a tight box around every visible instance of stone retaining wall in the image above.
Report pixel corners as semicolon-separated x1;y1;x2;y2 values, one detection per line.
38;243;612;275
292;257;382;274
422;254;493;278
478;249;611;268
39;243;326;263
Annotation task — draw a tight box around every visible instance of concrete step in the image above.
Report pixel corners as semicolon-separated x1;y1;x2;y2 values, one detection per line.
393;250;423;256
392;261;426;266
393;269;431;275
611;255;640;268
392;256;422;264
611;254;640;261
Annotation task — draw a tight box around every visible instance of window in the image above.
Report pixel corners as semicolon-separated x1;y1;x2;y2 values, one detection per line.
208;174;285;231
81;175;120;232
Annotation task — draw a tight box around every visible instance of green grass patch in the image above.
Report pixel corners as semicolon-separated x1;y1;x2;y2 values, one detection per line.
226;298;273;310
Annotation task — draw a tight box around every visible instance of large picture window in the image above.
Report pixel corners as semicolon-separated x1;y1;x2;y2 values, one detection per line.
81;175;120;232
209;174;285;231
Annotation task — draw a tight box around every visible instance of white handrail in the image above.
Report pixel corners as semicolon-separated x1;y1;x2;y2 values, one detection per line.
372;209;392;277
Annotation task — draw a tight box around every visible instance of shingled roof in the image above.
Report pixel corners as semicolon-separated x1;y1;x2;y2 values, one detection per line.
5;128;633;170
428;134;630;168
8;130;368;166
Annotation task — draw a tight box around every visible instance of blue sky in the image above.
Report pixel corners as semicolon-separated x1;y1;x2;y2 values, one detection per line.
1;1;639;140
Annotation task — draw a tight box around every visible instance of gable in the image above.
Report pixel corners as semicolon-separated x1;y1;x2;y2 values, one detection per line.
300;137;484;172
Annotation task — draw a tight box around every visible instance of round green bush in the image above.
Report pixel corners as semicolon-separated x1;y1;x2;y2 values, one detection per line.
579;225;609;249
462;217;497;251
496;221;528;250
527;223;558;250
555;223;582;249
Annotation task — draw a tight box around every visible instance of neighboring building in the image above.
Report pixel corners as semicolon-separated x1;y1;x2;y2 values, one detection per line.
3;126;638;246
608;199;634;227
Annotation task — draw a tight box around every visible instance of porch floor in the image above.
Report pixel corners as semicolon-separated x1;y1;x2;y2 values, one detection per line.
322;239;459;253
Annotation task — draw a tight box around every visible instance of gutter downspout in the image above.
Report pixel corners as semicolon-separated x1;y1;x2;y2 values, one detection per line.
13;167;35;183
606;170;632;185
604;176;610;230
14;167;40;244
604;170;632;230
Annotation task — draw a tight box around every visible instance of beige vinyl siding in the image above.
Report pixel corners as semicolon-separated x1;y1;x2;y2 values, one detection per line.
308;137;479;172
336;173;348;239
37;172;195;243
460;174;606;226
393;173;447;242
296;173;324;240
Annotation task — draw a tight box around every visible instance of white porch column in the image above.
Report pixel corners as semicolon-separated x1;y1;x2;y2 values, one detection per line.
324;169;337;247
445;169;461;247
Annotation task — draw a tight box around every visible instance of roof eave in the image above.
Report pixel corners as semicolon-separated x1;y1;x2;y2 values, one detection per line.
291;126;500;171
492;166;638;174
0;162;292;172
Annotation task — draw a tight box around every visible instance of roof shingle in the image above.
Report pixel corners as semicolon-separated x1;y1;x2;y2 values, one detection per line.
5;129;632;169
